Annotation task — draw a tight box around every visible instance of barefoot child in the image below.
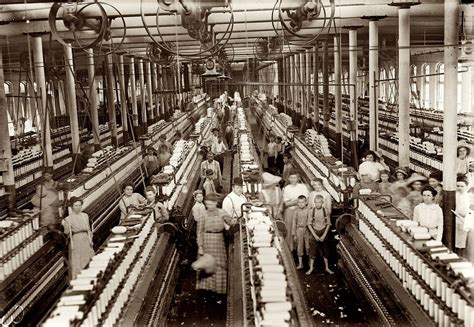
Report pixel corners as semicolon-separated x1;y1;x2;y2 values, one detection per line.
292;195;310;269
306;195;333;275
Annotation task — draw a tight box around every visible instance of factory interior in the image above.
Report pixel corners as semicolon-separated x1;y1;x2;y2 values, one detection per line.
0;0;473;326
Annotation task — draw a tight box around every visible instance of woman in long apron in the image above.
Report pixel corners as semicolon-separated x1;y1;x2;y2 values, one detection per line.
62;197;95;280
196;193;233;294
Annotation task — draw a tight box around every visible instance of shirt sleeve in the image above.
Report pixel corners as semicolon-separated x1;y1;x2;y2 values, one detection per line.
436;207;444;242
222;196;233;217
137;193;147;204
413;205;420;223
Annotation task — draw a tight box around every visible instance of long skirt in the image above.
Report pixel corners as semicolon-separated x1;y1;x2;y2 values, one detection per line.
196;232;227;294
69;233;94;280
284;207;296;252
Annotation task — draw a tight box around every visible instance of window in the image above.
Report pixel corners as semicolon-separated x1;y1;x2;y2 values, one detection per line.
379;68;387;102
388;66;397;104
423;64;430;108
4;82;12;94
437;63;444;110
410;65;418;105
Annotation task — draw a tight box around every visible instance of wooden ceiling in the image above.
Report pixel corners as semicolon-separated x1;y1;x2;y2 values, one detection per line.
0;0;472;68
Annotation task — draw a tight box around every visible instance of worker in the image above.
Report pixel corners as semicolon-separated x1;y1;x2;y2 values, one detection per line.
203;169;217;195
144;186;169;223
224;122;234;149
456;143;471;179
118;182;147;220
259;172;283;220
282;169;310;252
192;190;206;223
455;175;471;255
428;171;443;206
352;172;380;196
62;196;94;280
31;169;60;231
222;177;248;224
196;193;234;294
144;147;160;177
155;134;173;153
200;152;222;192
211;135;227;173
157;144;172;170
413;186;443;242
308;178;332;216
406;173;427;212
378;170;394;197
358;150;389;181
392;167;408;190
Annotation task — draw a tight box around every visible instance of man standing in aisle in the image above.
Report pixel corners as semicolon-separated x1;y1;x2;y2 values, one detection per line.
222;177;248;226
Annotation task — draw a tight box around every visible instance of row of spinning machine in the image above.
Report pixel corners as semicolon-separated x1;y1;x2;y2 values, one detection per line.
253;94;474;326
0;95;209;326
43;99;216;326
227;107;314;326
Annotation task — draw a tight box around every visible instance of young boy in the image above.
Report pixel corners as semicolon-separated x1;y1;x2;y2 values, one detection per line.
306;195;333;275
266;134;278;169
203;169;217;195
292;195;311;269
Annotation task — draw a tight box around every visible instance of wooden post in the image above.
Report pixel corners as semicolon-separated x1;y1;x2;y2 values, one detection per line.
117;54;129;143
334;36;342;159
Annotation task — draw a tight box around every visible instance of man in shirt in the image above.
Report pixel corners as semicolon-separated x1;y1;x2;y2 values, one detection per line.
222;177;248;225
211;135;227;173
200;151;222;191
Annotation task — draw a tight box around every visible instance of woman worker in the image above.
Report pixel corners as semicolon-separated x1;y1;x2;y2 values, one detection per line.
31;169;61;231
62;197;95;280
196;193;234;294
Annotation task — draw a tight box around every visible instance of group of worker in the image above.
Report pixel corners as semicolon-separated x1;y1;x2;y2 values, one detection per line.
353;145;474;262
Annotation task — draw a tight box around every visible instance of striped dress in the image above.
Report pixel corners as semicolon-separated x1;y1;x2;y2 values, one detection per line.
196;208;230;294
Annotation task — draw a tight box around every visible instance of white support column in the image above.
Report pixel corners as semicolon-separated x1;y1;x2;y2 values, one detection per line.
305;50;311;125
117;54;129;143
64;45;81;155
398;6;411;168
299;51;305;117
137;58;147;127
369;20;379;151
128;57;139;128
313;44;319;129
32;36;53;168
105;53;118;146
349;28;359;167
334;35;342;158
152;63;159;118
146;61;154;122
87;49;100;150
291;54;296;112
322;40;329;135
442;0;459;249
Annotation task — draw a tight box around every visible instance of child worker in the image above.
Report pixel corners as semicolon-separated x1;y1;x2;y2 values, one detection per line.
292;195;311;270
306;194;334;275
